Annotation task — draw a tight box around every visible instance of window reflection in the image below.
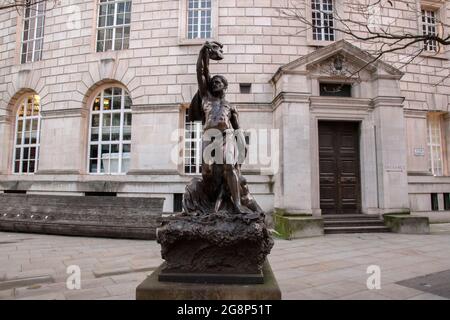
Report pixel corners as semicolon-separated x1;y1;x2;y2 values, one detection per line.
14;94;41;173
89;87;132;174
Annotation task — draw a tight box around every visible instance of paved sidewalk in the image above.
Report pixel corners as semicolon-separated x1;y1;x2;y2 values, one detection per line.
1;224;450;300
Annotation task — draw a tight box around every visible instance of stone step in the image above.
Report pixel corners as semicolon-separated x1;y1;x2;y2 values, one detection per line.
324;226;391;234
324;220;386;227
323;214;381;220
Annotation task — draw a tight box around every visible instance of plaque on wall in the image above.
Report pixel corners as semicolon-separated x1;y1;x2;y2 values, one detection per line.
414;148;425;156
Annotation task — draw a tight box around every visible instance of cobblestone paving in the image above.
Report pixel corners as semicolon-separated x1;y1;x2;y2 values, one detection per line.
1;224;450;300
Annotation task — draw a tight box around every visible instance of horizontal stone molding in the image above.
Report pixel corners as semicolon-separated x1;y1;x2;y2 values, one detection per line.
408;175;450;185
0;115;12;124
272;92;311;110
127;169;180;175
235;103;272;113
132;104;180;114
41;108;89;119
371;96;405;108
310;97;373;120
404;109;428;119
407;171;433;176
310;96;372;109
371;74;404;81
35;170;82;175
133;102;273;114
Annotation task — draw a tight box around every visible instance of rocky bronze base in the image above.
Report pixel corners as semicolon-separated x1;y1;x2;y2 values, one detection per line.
156;211;274;275
136;261;281;300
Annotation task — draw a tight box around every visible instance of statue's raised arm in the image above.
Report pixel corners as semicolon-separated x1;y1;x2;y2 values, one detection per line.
189;41;224;123
196;43;210;98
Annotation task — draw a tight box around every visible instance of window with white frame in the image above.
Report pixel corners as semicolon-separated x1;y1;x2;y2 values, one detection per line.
88;87;132;174
422;9;438;52
187;0;212;39
184;110;202;174
96;0;132;52
311;0;335;41
21;1;46;63
13;95;41;174
427;114;444;176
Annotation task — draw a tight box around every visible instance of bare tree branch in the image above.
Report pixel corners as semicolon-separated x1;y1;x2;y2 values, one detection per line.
0;0;58;13
279;0;449;86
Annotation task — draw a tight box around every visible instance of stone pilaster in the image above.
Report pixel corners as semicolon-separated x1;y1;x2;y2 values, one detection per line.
273;93;312;214
372;96;410;213
0;114;13;174
128;104;180;174
36;108;88;175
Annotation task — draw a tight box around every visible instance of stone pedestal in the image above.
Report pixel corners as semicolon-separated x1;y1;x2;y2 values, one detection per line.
273;212;323;239
383;214;430;234
136;261;281;300
136;211;279;299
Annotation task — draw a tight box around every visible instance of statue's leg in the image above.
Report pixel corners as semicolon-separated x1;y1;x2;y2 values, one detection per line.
224;164;243;213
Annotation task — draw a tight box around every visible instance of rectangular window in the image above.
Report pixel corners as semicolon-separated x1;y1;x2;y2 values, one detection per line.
239;83;252;94
320;83;351;97
311;0;335;41
427;114;444;176
96;0;132;52
173;193;183;212
21;1;46;63
444;193;450;210
431;193;439;211
187;0;212;39
3;190;27;194
184;109;202;175
422;9;438;52
85;192;117;196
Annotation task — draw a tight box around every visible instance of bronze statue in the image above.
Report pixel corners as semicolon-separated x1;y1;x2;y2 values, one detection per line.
183;41;263;217
156;42;273;283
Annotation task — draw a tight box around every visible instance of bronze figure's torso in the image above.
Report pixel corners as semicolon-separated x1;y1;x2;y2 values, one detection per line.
203;97;233;132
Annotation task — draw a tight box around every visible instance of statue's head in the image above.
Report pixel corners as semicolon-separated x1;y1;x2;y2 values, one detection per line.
211;75;228;93
207;41;224;61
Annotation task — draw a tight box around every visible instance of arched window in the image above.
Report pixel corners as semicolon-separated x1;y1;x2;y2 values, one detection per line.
88;87;132;174
13;94;41;174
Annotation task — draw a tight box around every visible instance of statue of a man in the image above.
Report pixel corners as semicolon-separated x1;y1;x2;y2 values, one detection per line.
187;41;250;215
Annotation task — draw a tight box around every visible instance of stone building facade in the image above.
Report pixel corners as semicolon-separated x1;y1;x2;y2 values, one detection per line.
0;0;449;221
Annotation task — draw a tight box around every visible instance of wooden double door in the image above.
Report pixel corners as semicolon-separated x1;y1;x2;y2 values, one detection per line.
319;121;361;215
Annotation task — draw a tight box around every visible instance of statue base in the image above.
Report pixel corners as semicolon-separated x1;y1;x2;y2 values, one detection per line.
136;261;281;300
159;262;264;284
156;212;274;276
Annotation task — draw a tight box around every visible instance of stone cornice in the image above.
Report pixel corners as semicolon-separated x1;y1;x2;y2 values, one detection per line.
403;109;428;119
35;170;82;175
371;74;404;81
371;96;405;108
235;103;272;113
126;169;180;175
133;103;273;114
132;104;180;114
272;92;311;110
41;108;88;119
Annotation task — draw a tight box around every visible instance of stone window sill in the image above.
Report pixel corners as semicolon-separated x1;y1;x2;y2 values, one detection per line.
178;38;215;46
306;39;336;47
